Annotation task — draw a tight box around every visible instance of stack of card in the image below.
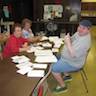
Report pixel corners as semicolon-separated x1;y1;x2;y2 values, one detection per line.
11;55;48;77
11;55;30;63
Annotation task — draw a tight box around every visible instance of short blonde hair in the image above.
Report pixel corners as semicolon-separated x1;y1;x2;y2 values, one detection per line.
22;18;32;28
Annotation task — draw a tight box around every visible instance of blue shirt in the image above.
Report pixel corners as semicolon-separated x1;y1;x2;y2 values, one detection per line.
22;29;34;39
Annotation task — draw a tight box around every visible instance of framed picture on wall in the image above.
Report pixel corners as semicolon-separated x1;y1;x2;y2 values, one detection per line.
43;5;63;20
1;4;13;21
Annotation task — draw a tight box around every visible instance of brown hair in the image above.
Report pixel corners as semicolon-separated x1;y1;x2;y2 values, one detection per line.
11;23;22;33
22;18;32;28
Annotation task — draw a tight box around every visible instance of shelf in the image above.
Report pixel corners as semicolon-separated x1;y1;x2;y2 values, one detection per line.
81;11;96;17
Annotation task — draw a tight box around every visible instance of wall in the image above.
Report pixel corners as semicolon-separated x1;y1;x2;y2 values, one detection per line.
0;0;33;22
32;0;81;21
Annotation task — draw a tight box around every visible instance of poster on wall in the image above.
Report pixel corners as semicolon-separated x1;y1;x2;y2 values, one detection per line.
1;4;13;21
43;5;63;20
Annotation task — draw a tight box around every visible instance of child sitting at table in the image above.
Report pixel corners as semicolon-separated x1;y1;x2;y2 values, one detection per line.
2;23;30;58
22;18;41;43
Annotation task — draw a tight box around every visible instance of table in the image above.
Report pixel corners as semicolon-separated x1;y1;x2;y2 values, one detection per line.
0;55;41;96
0;38;61;96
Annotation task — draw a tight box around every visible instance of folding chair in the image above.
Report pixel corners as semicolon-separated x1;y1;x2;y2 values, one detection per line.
33;66;51;96
77;50;90;93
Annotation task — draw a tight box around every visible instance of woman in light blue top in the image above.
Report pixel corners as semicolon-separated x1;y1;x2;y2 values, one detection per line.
22;18;41;43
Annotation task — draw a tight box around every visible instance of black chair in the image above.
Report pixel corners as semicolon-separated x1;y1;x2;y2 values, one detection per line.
45;20;58;36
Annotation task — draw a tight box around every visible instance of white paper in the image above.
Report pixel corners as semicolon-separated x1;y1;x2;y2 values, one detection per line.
27;46;37;53
40;36;49;41
42;42;52;48
12;55;30;63
35;46;44;50
17;67;32;75
53;39;63;48
34;50;53;56
11;55;20;60
35;55;57;63
13;58;30;63
49;36;59;42
52;48;59;53
27;70;45;77
32;63;48;69
27;46;44;53
16;62;33;69
48;37;64;48
54;43;61;48
36;42;43;46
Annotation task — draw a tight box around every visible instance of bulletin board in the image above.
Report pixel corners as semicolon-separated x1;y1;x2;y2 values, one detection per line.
0;3;13;21
43;5;63;20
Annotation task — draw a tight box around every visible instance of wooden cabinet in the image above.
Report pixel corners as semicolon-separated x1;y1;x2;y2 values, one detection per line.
81;2;96;24
81;2;96;17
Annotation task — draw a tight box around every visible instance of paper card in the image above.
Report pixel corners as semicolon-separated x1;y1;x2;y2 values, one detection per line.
34;50;53;56
27;46;37;53
11;55;20;60
35;55;57;63
42;42;52;48
49;36;59;42
40;36;49;41
35;46;44;50
52;48;59;53
27;49;34;53
13;59;29;64
12;55;30;63
27;46;44;53
54;43;61;48
16;62;33;69
27;70;45;77
17;67;32;75
36;42;43;46
32;63;48;69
